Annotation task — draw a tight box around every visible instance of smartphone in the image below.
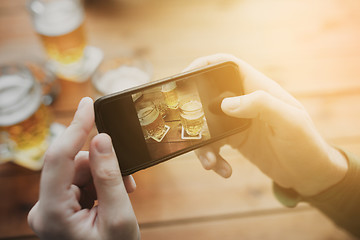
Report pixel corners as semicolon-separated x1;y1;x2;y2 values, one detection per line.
94;61;250;175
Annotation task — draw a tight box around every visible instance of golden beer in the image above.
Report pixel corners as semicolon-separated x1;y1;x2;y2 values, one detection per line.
29;0;87;80
1;104;51;157
152;91;168;118
137;103;166;140
38;23;86;65
180;99;205;136
161;82;179;109
0;67;51;170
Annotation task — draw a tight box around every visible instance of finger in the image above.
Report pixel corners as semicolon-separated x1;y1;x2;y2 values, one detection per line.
73;151;91;187
89;133;134;220
40;97;94;200
183;54;303;108
196;146;217;170
123;175;136;193
75;148;137;194
182;53;240;72
182;53;276;93
212;154;232;178
73;151;98;209
70;185;81;203
72;152;135;206
195;144;232;178
221;90;304;127
27;201;39;232
195;140;224;170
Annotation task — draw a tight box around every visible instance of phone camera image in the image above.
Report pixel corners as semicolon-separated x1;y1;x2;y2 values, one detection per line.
132;79;211;160
136;101;168;142
161;81;179;109
95;61;251;175
179;97;205;137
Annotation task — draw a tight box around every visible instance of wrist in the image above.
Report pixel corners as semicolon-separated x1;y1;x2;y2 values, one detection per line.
295;146;348;197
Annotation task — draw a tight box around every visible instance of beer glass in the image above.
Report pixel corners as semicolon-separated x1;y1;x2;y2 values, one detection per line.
153;92;168;118
0;65;52;170
28;0;87;81
161;82;179;109
136;101;166;140
179;97;205;137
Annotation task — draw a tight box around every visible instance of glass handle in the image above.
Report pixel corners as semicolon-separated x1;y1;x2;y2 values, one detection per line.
0;132;15;164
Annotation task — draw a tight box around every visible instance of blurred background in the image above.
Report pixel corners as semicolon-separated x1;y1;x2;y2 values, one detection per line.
1;0;360;239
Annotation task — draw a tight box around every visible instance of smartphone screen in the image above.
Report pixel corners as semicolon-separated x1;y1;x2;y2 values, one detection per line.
94;61;250;175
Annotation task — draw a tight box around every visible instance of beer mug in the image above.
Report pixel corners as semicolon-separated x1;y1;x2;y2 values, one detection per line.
152;90;168;118
179;97;205;137
161;82;179;109
28;0;88;81
0;65;52;170
136;101;167;141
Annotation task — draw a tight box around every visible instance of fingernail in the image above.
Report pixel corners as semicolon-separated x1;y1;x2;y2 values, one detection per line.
199;155;210;166
218;168;230;178
129;175;136;188
221;97;239;111
95;134;113;154
77;97;92;110
206;151;216;163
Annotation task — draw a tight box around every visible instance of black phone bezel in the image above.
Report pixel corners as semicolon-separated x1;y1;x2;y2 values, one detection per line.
94;61;251;175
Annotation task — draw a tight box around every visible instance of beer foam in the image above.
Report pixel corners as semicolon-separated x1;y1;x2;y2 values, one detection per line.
181;100;202;111
0;74;41;126
138;106;159;126
161;82;177;92
181;111;204;120
32;0;84;36
96;65;150;94
0;75;31;108
180;100;204;120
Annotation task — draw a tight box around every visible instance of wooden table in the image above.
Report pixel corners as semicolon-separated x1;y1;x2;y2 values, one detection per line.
1;0;360;239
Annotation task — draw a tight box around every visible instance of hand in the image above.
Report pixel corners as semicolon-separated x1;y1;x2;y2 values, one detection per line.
28;97;140;240
186;54;348;196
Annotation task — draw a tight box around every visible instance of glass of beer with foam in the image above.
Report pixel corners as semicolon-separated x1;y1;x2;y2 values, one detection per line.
179;97;205;137
136;101;167;141
28;0;87;81
0;65;52;170
161;81;179;109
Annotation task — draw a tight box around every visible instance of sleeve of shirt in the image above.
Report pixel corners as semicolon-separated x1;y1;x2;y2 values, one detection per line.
272;149;360;238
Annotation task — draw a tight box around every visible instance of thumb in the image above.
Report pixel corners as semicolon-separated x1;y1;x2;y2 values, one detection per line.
89;133;134;220
221;90;301;126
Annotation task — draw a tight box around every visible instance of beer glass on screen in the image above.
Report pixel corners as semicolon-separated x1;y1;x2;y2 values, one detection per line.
161;82;179;109
179;96;205;137
28;0;89;81
136;101;168;141
0;65;52;170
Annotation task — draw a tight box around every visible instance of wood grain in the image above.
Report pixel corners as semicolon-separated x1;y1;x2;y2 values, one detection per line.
1;0;360;239
140;208;356;240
